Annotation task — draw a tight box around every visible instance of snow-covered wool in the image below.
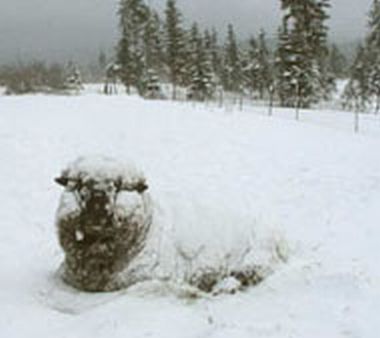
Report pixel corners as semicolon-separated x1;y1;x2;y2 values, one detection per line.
55;156;281;293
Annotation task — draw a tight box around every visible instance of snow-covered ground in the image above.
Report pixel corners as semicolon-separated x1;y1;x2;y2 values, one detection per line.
1;89;380;338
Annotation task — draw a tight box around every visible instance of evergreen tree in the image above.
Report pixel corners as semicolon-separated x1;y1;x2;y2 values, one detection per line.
342;45;371;111
143;10;164;73
164;0;186;99
276;0;332;109
242;36;260;97
117;27;133;94
98;50;107;72
222;24;243;93
343;0;380;112
275;24;296;107
117;0;150;94
140;9;164;98
366;0;380;111
186;24;215;101
209;28;223;85
256;30;273;99
328;44;348;79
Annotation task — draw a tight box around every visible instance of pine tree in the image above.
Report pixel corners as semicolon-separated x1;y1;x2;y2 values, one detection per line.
343;0;380;112
276;0;332;109
275;24;296;107
98;50;107;72
256;30;273;99
164;0;186;99
186;24;215;101
328;44;348;79
143;10;164;73
367;0;380;111
342;45;371;112
202;29;218;92
117;27;133;94
242;36;260;97
117;0;150;94
140;9;164;98
209;28;223;85
222;24;242;93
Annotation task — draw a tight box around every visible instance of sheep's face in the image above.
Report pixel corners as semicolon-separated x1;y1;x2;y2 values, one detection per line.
55;170;148;215
77;179;116;212
55;157;153;292
56;176;120;213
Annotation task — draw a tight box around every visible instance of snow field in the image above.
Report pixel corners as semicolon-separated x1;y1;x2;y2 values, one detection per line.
0;91;380;337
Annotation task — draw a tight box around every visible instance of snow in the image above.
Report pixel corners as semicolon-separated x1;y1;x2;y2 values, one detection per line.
58;156;145;187
1;89;380;338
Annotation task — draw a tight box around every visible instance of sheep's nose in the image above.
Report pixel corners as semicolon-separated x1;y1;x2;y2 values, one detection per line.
92;189;105;196
87;190;109;210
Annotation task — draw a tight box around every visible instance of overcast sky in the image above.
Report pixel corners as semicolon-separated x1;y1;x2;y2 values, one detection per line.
0;0;373;65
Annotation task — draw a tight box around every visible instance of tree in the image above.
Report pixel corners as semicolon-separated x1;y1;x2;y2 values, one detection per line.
276;0;332;109
343;0;380;112
328;44;348;79
143;10;164;74
117;28;133;94
164;0;187;99
242;36;260;97
366;0;380;111
256;30;273;99
209;28;223;85
98;50;107;72
186;24;215;101
222;24;243;93
342;45;371;112
117;0;150;94
275;23;297;107
2;61;67;95
139;9;165;98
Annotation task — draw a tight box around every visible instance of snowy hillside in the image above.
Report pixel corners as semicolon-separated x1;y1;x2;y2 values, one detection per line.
0;91;380;338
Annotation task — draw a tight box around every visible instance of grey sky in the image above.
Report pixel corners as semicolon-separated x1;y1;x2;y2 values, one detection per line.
0;0;373;65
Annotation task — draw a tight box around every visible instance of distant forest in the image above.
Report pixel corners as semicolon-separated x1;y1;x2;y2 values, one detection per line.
1;0;380;114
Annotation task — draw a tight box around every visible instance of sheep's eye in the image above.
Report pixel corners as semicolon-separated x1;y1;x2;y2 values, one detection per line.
55;176;68;187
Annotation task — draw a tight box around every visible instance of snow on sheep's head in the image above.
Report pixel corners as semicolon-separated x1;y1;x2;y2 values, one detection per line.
55;156;149;213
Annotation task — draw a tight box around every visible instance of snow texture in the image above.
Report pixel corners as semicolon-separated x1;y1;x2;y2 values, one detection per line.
1;86;380;338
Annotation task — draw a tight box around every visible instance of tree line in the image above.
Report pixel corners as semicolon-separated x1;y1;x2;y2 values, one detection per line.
114;0;350;109
10;0;380;115
0;61;83;95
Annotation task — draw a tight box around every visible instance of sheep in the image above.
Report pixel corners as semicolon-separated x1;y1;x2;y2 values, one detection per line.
55;156;285;294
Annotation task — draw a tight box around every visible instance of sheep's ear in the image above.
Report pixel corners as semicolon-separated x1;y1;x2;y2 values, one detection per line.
55;176;68;187
135;181;149;193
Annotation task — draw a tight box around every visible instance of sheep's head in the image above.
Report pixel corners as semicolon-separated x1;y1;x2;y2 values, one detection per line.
55;156;148;214
55;156;153;292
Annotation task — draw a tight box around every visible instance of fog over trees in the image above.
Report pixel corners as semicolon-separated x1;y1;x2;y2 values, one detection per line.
0;0;372;65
